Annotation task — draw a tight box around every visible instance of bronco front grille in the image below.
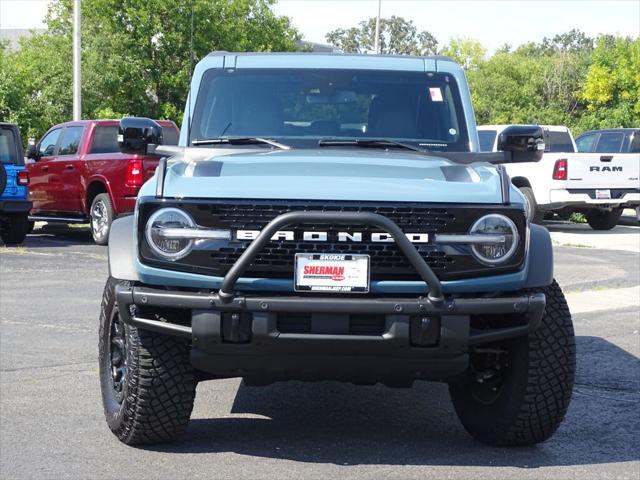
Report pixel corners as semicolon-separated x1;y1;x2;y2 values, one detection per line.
138;199;526;281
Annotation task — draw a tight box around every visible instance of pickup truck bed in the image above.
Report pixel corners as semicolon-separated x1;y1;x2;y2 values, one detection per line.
549;152;639;206
479;124;640;229
27;119;178;244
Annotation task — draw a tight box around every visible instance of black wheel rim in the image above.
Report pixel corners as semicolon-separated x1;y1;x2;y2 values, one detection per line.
109;309;128;403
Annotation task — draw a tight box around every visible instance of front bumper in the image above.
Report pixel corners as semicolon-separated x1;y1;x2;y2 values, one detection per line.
116;284;545;383
0;200;32;213
119;210;544;384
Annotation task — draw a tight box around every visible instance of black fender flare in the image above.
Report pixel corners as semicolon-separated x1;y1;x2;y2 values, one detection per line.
524;223;554;288
108;215;140;281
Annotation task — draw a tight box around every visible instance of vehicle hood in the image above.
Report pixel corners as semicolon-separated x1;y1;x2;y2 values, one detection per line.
150;148;505;204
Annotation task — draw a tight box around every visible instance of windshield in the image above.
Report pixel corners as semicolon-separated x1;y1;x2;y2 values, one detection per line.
0;127;21;165
190;68;469;152
478;130;497;152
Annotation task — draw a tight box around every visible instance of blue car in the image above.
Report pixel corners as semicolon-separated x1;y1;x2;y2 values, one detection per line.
99;53;575;447
0;123;31;245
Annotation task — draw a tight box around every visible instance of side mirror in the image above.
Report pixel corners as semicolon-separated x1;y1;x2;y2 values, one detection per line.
26;143;39;160
118;117;163;155
497;125;545;162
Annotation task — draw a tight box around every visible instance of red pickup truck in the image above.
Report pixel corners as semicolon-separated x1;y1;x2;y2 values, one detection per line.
26;119;179;244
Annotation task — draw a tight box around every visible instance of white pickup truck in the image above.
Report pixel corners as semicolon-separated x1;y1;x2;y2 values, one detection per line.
478;125;640;230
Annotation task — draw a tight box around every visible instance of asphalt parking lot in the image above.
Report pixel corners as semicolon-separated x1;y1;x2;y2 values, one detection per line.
1;220;639;480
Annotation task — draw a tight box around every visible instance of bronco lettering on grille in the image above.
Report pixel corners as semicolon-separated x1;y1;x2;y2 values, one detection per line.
235;230;430;243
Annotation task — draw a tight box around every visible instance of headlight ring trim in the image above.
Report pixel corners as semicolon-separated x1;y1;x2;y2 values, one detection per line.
145;207;196;261
469;213;519;265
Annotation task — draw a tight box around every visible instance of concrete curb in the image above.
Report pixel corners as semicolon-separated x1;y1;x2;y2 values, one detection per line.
565;285;640;315
549;227;640;253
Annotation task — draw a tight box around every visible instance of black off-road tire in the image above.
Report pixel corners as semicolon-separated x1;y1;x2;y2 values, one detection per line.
99;277;196;445
585;208;623;231
449;280;575;446
90;193;114;245
1;213;29;245
519;187;543;224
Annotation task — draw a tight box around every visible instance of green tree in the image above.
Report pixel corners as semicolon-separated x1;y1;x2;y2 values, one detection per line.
541;29;594;55
1;0;301;143
440;37;486;70
469;30;596;132
578;35;640;130
0;32;73;140
325;16;438;55
468;52;546;125
516;29;594;57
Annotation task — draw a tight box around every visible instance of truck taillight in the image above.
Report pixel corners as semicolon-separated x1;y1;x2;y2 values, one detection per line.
125;158;143;187
17;170;29;186
552;159;568;180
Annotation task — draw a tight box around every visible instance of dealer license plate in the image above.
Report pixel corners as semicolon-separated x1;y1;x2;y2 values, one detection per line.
595;189;611;199
294;253;370;293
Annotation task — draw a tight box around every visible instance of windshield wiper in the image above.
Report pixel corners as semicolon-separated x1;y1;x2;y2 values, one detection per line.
318;138;425;153
191;137;290;150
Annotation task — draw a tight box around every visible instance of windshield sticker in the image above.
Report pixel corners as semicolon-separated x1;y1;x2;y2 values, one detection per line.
449;128;457;135
429;87;443;102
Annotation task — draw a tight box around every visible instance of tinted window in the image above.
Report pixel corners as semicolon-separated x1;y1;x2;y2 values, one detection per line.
90;126;119;154
595;132;625;153
0;127;20;164
547;131;575;152
630;132;640;153
58;126;84;155
575;134;596;153
192;68;470;152
90;125;178;153
478;130;497;152
39;128;61;157
162;126;179;145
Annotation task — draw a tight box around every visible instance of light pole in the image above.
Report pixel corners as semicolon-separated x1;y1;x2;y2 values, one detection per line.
73;0;81;121
374;0;381;54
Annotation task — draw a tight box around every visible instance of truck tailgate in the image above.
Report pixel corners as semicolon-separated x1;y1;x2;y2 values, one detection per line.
141;155;160;182
567;153;640;189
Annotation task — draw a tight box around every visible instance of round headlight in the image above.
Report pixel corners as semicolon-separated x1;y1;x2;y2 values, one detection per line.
469;214;519;265
145;207;195;261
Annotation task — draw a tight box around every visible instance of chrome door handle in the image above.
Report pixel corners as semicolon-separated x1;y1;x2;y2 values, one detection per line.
42;165;49;172
65;164;75;170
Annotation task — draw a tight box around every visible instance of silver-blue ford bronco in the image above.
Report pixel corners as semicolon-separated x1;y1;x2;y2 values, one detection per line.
100;53;575;446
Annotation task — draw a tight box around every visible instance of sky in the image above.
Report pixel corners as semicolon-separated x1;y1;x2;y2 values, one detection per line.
1;0;639;53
